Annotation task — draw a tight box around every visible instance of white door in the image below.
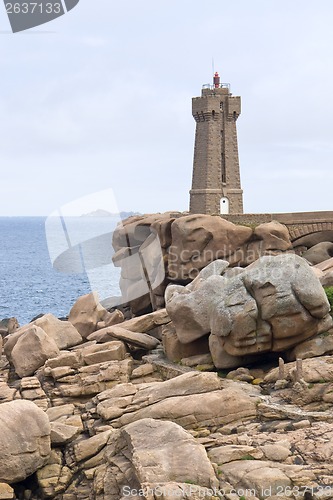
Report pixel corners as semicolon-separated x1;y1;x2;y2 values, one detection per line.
220;197;229;214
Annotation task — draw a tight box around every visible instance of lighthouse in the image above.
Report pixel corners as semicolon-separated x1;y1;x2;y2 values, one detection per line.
189;73;243;215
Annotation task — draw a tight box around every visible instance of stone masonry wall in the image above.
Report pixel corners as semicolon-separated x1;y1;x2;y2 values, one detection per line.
190;87;243;215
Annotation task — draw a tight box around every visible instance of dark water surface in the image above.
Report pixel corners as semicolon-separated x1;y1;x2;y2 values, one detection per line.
0;217;120;325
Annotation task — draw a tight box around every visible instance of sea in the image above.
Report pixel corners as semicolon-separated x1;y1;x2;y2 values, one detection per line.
0;217;122;326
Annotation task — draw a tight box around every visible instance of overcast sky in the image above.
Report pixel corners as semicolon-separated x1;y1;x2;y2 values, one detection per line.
1;0;333;216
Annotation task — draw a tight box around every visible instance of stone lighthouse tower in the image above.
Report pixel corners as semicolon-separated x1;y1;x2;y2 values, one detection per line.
189;73;243;215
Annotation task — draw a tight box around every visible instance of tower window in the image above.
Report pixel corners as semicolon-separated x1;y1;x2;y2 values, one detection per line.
220;102;224;111
221;153;226;184
233;111;237;120
212;110;215;119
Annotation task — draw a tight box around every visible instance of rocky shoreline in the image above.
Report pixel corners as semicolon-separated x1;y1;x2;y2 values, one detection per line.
1;213;333;499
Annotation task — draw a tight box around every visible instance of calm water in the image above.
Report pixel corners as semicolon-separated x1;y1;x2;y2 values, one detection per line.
0;217;121;325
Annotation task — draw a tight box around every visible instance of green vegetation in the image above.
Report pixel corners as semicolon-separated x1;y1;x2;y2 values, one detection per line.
236;222;258;230
240;454;256;460
195;364;215;372
324;287;333;310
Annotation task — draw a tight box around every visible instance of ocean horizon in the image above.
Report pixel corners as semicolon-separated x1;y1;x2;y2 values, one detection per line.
0;216;121;326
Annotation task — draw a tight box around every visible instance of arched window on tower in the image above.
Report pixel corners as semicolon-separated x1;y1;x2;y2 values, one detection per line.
233;111;237;120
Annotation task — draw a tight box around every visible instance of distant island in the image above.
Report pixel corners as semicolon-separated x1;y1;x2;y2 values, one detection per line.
81;209;140;219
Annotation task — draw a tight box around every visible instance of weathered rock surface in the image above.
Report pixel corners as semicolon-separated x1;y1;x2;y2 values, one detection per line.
3;315;82;354
73;430;112;462
8;326;60;377
5;239;333;498
315;256;333;273
287;331;333;360
3;326;333;498
87;309;169;350
101;326;160;350
0;400;51;483
19;376;49;410
169;217;293;280
168;215;253;280
32;313;82;349
314;256;333;286
208;444;262;464
0;318;19;337
112;212;293;313
43;358;133;399
80;340;128;364
161;321;210;362
50;421;81;445
302;241;333;265
320;271;333;287
264;355;333;384
69;292;124;338
166;254;332;368
100;418;218;499
95;371;260;429
0;483;14;499
221;460;294;497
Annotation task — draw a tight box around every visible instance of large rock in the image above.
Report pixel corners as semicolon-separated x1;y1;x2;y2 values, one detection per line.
117;308;170;332
96;371;260;429
99;418;218;499
0;483;14;499
315;256;333;273
314;257;333;287
73;430;112;462
264;355;333;384
287;331;333;361
69;292;124;338
302;241;333;265
87;310;170;350
250;221;293;257
8;326;60;377
166;255;332;369
0;318;19;337
81;340;127;364
103;327;160;350
88;309;170;342
3;314;81;366
112;213;293;314
168;214;253;280
0;400;51;483
44;358;133;398
320;271;333;287
112;212;180;315
208;444;263;464
221;460;297;499
33;313;82;349
161;321;210;362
